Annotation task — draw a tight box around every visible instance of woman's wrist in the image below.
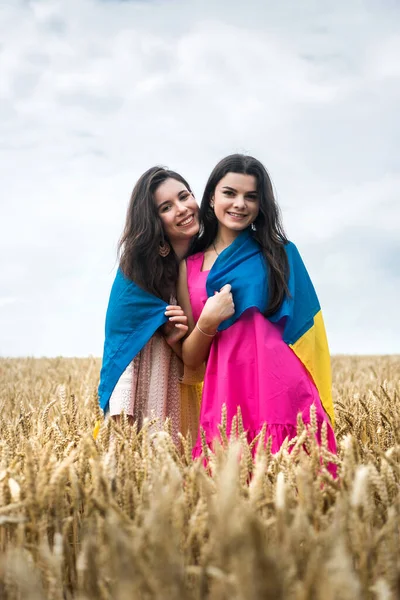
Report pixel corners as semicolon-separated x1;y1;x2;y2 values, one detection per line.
197;317;218;337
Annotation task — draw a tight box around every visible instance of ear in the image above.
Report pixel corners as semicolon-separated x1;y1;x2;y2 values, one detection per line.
210;196;215;209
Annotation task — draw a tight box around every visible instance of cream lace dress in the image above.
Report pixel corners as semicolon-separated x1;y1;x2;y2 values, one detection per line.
108;331;201;445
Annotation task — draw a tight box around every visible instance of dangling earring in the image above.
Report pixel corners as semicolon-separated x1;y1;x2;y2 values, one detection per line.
251;222;256;231
159;241;171;257
210;198;214;209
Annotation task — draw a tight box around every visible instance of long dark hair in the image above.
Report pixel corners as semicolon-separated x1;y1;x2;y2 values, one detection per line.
191;154;289;315
119;166;193;302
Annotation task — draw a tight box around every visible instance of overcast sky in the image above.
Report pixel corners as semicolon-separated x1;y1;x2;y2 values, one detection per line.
1;0;399;357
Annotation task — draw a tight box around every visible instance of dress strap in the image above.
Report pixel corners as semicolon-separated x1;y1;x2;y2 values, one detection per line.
186;252;205;281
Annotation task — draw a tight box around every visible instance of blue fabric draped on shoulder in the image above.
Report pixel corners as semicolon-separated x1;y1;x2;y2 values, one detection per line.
206;229;334;424
98;269;168;412
206;228;319;340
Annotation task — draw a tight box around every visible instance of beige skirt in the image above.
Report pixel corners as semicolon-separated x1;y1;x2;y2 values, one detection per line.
108;331;202;445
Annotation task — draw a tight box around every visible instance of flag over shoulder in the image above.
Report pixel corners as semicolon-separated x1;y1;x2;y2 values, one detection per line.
98;269;168;412
206;229;334;425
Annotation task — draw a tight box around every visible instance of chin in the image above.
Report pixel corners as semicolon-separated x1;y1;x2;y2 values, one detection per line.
228;223;249;231
187;221;200;235
177;225;199;239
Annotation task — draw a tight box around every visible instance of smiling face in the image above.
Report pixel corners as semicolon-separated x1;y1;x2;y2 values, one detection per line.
154;177;199;243
211;172;259;237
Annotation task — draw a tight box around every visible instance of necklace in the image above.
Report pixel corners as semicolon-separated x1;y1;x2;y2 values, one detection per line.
213;241;220;256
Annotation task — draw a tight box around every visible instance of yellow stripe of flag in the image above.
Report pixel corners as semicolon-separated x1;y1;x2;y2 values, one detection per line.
289;310;334;426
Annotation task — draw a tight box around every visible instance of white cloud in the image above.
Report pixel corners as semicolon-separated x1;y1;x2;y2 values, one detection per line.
0;0;399;355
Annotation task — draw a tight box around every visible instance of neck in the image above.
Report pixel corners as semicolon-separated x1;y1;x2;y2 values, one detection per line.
214;226;240;250
170;238;190;261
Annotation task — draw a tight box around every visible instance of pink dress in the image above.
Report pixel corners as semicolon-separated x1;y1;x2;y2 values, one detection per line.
187;253;337;462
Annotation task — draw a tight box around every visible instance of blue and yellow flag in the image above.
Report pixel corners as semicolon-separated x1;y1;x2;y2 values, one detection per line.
206;229;334;425
98;269;168;412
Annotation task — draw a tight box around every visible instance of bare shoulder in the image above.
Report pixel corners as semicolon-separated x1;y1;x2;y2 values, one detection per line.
177;259;194;330
179;259;187;279
177;259;189;297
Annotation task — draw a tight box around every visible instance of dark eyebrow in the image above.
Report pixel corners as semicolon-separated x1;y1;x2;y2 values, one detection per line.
222;186;257;194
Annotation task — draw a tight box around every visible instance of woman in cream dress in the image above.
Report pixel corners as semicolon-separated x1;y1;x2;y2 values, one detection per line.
99;166;202;444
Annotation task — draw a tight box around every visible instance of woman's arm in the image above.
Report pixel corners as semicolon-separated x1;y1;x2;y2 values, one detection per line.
177;260;234;369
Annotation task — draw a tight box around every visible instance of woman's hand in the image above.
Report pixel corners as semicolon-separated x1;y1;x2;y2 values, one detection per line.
162;305;189;346
197;284;235;334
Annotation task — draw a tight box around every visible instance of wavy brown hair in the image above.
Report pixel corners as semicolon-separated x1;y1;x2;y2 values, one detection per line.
190;154;289;315
119;166;193;302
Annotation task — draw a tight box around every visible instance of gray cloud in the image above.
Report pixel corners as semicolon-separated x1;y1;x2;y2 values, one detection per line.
0;0;399;356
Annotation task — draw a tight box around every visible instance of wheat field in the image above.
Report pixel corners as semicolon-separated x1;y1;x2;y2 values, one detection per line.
0;355;399;599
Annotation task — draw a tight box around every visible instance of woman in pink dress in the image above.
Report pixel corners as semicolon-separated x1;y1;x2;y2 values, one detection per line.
178;154;336;465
